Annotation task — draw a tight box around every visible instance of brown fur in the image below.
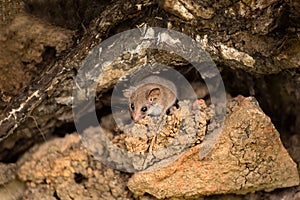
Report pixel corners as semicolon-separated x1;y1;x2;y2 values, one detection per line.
123;76;177;122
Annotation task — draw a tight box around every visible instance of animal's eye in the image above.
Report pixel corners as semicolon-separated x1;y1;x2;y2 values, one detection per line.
141;106;147;112
130;103;134;110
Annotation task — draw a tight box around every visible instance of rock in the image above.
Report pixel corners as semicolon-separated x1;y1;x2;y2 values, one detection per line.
0;0;23;28
128;96;300;199
0;163;25;200
160;0;214;20
17;134;133;199
0;180;26;200
0;163;16;185
0;12;74;96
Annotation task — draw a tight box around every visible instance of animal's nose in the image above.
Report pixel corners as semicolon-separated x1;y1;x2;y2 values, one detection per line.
133;114;141;122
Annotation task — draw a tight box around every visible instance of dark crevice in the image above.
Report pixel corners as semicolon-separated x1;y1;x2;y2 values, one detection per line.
53;190;61;200
53;122;77;137
74;172;88;184
41;46;57;62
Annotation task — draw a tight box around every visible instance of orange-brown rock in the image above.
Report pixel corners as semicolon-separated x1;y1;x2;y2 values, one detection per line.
128;96;300;199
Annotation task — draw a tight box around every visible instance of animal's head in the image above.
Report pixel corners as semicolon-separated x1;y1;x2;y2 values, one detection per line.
123;85;161;122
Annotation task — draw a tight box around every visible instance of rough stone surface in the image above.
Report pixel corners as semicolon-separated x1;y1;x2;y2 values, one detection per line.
0;180;25;200
17;134;133;200
0;163;16;185
2;96;297;199
128;96;299;199
0;0;23;28
0;163;25;200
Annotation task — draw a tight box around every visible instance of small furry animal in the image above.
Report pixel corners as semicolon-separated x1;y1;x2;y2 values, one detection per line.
123;76;177;122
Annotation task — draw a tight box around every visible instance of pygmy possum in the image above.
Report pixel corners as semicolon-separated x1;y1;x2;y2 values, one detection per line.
123;76;177;122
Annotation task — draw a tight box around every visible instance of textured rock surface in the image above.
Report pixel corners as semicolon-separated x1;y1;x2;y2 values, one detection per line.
17;134;133;200
0;163;16;185
128;96;299;199
6;96;299;199
0;163;25;200
0;0;23;28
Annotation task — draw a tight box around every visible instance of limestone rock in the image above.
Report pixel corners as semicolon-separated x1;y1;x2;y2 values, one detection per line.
128;96;300;199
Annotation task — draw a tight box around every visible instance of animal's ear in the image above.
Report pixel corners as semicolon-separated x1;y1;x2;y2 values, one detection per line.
147;88;160;103
123;87;136;98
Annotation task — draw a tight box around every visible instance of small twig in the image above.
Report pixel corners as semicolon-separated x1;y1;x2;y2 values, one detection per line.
28;115;47;143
